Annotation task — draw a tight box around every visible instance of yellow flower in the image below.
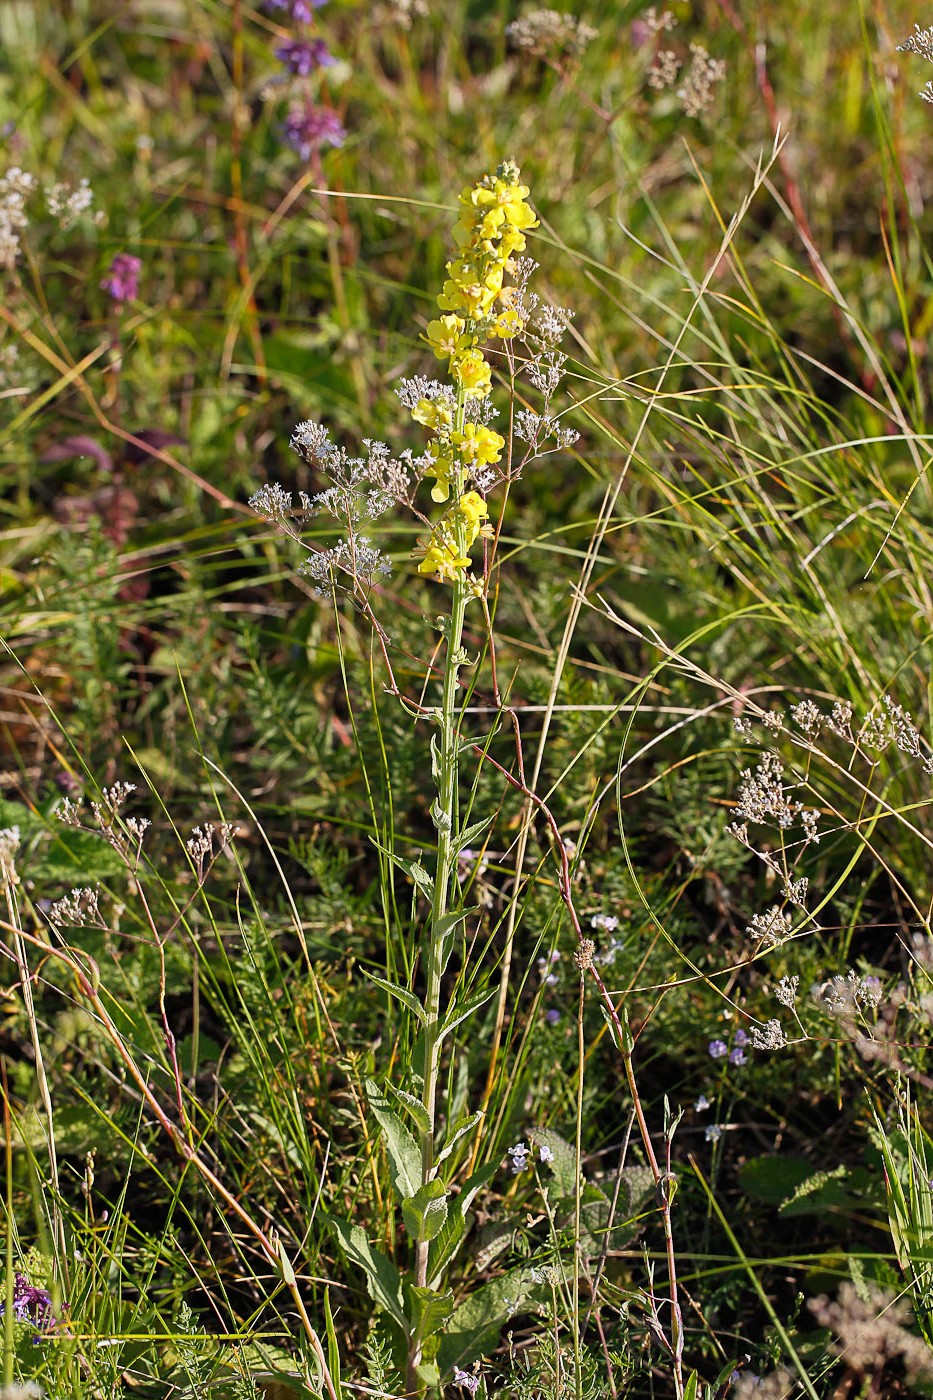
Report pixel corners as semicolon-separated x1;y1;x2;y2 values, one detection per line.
497;224;528;259
455;490;490;546
451;423;505;467
450;349;492;399
412;397;453;432
425;314;467;360
423;443;458;503
437;258;503;319
415;535;471;582
471;176;538;231
492;306;524;338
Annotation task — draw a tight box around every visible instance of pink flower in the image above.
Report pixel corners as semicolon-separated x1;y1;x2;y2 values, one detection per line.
100;253;141;303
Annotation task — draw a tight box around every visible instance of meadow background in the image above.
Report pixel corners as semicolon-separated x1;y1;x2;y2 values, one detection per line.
3;1;933;1396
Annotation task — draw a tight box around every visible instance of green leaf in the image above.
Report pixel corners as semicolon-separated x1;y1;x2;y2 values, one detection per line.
438;986;497;1042
683;1371;699;1400
328;1216;405;1328
369;838;435;898
437;1110;483;1165
365;1079;422;1202
436;1265;545;1372
738;1155;813;1205
532;1128;578;1198
384;1082;431;1134
402;1179;449;1243
427;1162;499;1288
454;814;494;854
361;970;426;1024
323;1288;344;1400
405;1284;454;1344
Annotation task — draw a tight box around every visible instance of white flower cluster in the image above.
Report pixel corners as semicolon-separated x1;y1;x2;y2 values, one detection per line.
1;168;95;270
49;886;106;930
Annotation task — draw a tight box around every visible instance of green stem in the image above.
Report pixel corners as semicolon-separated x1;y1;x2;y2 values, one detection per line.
409;389;469;1387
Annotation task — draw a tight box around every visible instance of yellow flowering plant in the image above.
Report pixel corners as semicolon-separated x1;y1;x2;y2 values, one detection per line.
250;161;596;1397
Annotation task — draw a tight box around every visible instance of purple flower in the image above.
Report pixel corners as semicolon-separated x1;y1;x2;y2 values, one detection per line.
453;1369;480;1395
265;0;326;18
728;1046;747;1067
275;37;334;74
0;1273;56;1339
100;253;141;303
733;1028;748;1048
707;1039;728;1059
283;102;346;159
545;1008;561;1026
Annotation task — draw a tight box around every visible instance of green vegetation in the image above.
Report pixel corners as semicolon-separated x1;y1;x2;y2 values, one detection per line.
3;2;933;1396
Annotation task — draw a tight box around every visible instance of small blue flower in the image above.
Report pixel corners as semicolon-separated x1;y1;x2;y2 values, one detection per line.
694;1094;710;1112
544;1008;561;1026
708;1039;728;1059
729;1046;747;1067
705;1124;722;1143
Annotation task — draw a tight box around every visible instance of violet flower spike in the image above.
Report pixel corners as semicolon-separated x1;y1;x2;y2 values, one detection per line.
276;37;334;75
283;102;346;159
100;253;141;303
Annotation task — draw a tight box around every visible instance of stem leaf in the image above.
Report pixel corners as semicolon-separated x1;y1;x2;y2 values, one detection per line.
365;1078;422;1202
361;969;426;1024
438;985;497;1042
405;1282;455;1344
369;838;435;898
401;1178;449;1242
436;1109;483;1165
454;814;494;854
384;1081;432;1134
328;1215;406;1328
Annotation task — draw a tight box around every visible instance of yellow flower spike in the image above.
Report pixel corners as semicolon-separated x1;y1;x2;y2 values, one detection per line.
425;314;467;361
451;423;505;468
412;398;454;432
450;349;492;399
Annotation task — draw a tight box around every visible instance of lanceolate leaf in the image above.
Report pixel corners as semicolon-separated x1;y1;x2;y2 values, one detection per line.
361;970;426;1024
427;1161;499;1287
369;838;435;898
365;1079;422;1202
436;1110;483;1165
453;814;494;854
438;986;497;1042
385;1082;432;1134
328;1216;405;1328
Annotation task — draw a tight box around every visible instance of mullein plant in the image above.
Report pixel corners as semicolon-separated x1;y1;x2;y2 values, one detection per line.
251;164;684;1395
